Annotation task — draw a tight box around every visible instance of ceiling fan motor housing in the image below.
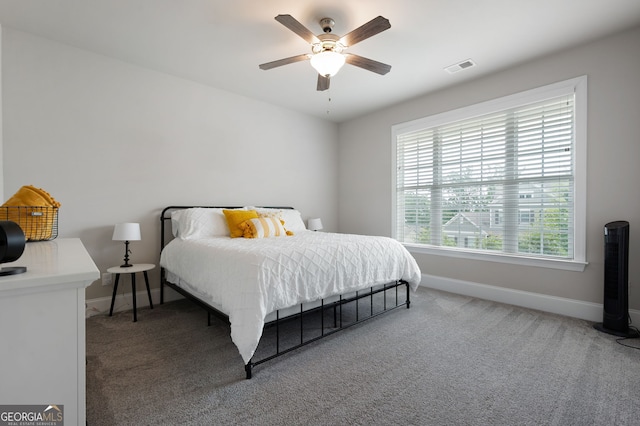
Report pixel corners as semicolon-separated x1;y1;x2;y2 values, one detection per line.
312;33;344;54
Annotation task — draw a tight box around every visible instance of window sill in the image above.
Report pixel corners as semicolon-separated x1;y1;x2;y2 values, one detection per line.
403;244;588;272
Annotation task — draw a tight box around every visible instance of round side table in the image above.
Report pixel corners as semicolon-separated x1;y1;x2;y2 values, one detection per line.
108;263;155;322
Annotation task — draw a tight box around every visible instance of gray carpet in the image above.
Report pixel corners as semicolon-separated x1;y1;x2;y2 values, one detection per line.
86;288;640;425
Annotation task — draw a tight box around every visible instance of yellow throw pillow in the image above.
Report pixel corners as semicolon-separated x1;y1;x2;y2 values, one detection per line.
223;209;258;238
239;217;290;238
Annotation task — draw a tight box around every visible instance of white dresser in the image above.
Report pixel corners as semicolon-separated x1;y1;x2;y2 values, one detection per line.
0;238;99;426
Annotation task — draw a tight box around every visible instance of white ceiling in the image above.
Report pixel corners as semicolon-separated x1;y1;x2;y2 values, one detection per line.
1;0;640;123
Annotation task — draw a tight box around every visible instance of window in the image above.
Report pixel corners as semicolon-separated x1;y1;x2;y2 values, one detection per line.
392;77;587;271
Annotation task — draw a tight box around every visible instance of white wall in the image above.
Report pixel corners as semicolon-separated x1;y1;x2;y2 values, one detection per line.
338;26;640;312
2;28;338;301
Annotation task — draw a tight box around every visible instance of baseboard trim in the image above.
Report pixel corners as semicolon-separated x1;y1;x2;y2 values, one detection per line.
87;276;640;327
421;273;640;326
85;287;184;318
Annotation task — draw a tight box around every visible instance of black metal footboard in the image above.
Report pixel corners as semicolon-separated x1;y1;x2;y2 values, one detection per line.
244;280;410;379
161;274;410;379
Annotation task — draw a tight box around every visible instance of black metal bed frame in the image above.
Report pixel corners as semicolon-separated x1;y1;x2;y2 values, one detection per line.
159;206;411;379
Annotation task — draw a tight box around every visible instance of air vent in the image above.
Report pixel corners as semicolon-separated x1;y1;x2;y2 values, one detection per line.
444;59;476;74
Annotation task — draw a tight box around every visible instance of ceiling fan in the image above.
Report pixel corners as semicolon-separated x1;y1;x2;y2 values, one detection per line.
259;14;392;91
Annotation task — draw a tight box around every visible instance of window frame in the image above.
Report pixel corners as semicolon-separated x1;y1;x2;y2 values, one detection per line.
391;76;587;272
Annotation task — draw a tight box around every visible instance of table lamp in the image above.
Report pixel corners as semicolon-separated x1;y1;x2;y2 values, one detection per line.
308;218;323;232
112;223;141;267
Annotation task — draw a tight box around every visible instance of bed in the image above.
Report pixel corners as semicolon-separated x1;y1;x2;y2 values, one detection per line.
159;206;421;378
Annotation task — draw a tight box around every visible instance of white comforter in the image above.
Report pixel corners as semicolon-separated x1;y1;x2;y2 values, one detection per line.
160;230;421;363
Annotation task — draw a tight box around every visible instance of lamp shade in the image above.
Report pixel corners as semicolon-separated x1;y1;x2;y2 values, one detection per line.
308;218;323;231
112;223;141;241
310;51;346;77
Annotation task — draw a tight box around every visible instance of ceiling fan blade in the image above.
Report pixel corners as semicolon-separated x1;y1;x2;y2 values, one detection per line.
317;74;330;91
345;54;391;75
259;54;310;70
339;16;391;47
275;14;320;45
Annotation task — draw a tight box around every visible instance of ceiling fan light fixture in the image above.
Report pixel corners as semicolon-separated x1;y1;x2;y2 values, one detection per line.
310;50;346;77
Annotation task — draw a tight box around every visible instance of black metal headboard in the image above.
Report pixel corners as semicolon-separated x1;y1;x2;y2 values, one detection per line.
159;205;294;253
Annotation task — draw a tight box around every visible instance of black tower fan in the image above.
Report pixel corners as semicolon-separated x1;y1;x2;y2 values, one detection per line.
594;221;634;337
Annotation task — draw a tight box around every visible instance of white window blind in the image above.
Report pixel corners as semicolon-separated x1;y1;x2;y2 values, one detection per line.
393;77;586;267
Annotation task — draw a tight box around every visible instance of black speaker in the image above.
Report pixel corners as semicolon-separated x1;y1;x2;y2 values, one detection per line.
0;221;27;276
594;220;632;337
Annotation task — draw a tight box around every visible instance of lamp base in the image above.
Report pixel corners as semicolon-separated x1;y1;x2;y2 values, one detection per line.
120;240;133;268
0;266;27;276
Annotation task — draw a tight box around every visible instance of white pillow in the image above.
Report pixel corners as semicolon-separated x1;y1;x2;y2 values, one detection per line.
248;207;307;232
279;209;307;232
171;208;230;239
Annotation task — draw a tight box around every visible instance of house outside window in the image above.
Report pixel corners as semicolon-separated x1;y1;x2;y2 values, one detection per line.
392;77;587;271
